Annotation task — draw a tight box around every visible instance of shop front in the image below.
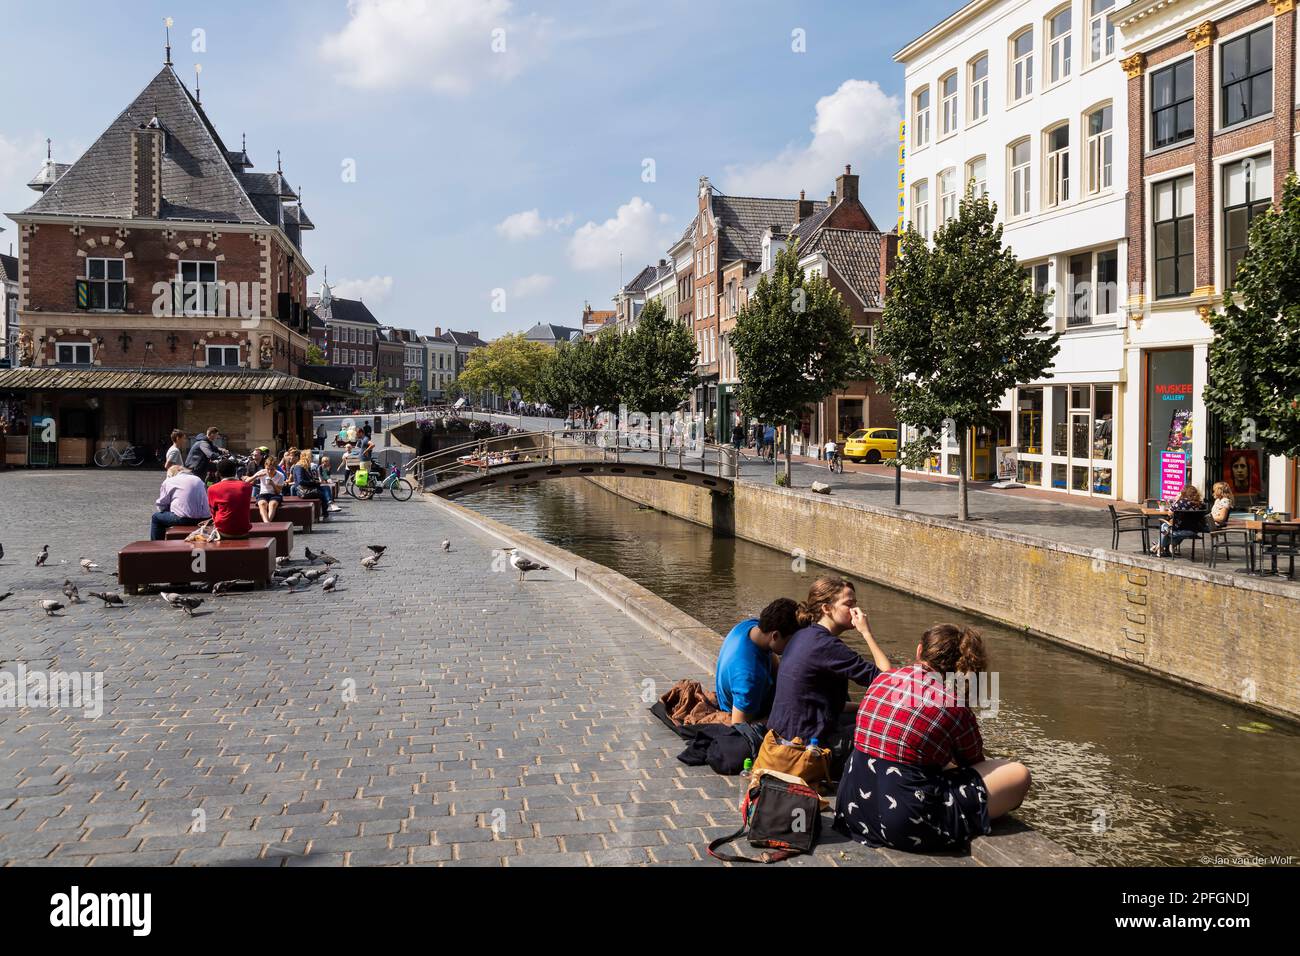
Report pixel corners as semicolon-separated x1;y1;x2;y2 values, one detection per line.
1142;348;1195;503
1015;382;1118;497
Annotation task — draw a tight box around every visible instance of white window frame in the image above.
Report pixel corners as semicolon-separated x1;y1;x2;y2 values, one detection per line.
1009;139;1032;218
939;168;958;223
56;341;93;365
966;156;988;198
1047;6;1072;86
969;54;989;123
1088;0;1116;66
913;86;932;148
912;179;930;239
1045;122;1071;208
1011;28;1035;103
1086;103;1114;194
940;71;959;137
206;344;240;367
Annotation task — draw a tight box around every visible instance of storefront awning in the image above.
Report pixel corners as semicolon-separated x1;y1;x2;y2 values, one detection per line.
0;366;340;395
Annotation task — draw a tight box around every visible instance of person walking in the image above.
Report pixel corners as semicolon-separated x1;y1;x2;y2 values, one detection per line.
763;423;776;463
163;429;187;470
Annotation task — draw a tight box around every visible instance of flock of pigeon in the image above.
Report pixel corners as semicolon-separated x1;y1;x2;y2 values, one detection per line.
2;531;551;618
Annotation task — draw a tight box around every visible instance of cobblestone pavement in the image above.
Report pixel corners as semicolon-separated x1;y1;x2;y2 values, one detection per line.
0;468;968;867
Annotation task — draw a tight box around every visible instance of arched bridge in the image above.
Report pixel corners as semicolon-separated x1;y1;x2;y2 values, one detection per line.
408;429;737;499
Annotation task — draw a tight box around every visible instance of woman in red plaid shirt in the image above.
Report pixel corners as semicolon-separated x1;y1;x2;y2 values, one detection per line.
831;624;1031;853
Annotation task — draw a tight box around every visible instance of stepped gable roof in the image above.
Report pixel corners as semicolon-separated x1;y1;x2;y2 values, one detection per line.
18;66;268;225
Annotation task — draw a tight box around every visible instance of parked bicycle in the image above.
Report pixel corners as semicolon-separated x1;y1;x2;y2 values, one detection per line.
94;438;150;468
354;463;414;502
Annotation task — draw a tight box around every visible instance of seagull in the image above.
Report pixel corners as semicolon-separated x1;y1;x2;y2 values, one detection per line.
41;600;64;617
88;591;125;608
507;548;548;582
80;558;100;572
360;555;379;571
440;539;451;553
321;575;338;592
35;545;49;567
62;580;82;604
366;545;387;557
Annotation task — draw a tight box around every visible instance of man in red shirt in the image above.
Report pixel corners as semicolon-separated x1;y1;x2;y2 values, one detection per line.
206;458;252;538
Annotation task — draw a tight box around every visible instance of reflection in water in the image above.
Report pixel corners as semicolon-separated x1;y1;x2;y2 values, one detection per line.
467;480;1300;866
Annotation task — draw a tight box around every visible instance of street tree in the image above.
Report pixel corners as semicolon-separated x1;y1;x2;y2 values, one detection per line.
456;333;552;406
868;188;1059;520
403;380;422;408
1206;171;1300;464
306;344;327;366
357;374;387;412
730;240;857;484
568;329;623;426
617;297;697;445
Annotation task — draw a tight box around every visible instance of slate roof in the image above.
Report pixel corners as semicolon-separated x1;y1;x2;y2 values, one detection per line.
438;330;488;348
307;294;380;326
800;227;885;309
17;66;269;225
712;195;829;264
524;323;582;344
619;264;657;295
0;366;335;393
27;160;71;192
0;253;17;284
788;203;836;243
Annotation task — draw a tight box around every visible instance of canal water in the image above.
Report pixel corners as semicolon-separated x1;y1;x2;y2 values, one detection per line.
466;478;1300;867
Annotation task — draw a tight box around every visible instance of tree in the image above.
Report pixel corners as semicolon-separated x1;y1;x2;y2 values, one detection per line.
306;343;327;365
403;380;422;408
456;333;552;406
535;343;577;415
731;240;857;483
617;298;697;445
568;329;623;422
1206;171;1300;462
357;374;387;411
868;188;1059;520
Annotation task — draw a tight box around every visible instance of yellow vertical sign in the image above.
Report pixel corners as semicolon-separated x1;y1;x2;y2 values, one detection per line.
897;120;907;233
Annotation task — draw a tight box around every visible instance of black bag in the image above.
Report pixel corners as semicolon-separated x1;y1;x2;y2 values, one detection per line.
708;772;822;864
297;486;321;499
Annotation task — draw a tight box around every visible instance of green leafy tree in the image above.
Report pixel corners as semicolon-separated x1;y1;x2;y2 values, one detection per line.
731;240;857;483
869;188;1059;520
403;380;423;408
617;298;697;445
306;343;327;366
357;374;387;412
456;333;552;406
1206;171;1300;462
535;343;578;415
568;329;623;420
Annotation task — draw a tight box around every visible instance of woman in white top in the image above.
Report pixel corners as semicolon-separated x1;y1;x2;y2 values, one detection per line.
249;465;284;522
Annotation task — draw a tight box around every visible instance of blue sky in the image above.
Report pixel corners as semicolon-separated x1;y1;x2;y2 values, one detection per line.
0;0;959;338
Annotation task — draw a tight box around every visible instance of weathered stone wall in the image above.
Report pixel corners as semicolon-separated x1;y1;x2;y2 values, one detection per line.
590;475;1300;722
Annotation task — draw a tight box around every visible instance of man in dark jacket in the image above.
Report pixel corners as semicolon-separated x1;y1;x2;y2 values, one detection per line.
184;427;225;482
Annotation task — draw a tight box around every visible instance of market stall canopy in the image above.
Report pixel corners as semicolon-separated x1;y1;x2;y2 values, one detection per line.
0;366;341;395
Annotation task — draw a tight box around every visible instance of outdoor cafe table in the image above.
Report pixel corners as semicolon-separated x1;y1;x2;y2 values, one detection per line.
1143;506;1300;574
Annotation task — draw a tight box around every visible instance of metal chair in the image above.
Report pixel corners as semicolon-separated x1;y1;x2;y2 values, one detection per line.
1207;528;1251;570
1259;524;1299;579
1108;505;1149;553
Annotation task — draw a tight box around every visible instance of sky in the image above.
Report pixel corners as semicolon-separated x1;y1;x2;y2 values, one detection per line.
0;0;961;339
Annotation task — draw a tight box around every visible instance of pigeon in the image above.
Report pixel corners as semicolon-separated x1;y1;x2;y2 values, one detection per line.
304;546;321;564
35;545;49;567
80;558;100;572
280;573;305;588
272;569;297;580
317;551;339;567
275;556;288;568
366;545;387;557
360;555;380;571
174;596;204;616
161;592;185;608
211;580;248;596
62;580;82;604
41;600;64;616
321;575;338;592
441;539;451;553
0;592;13;603
88;591;125;608
304;569;325;581
507;549;548;582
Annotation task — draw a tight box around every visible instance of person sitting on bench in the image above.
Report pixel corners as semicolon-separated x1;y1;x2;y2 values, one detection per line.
207;458;252;539
151;465;211;540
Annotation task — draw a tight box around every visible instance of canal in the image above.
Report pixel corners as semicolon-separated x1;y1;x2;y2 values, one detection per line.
465;478;1300;866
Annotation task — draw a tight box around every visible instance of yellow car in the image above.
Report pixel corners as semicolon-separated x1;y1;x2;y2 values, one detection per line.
842;427;898;464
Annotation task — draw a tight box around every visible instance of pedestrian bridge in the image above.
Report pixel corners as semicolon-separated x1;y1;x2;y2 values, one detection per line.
408;429;737;499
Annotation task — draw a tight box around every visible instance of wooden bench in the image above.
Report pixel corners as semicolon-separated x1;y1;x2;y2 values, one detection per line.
164;520;293;557
249;500;314;532
283;494;324;519
118;538;275;594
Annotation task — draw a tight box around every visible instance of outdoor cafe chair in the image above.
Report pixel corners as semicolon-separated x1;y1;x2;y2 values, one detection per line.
1168;508;1209;562
1259;523;1299;579
1108;504;1149;553
1207;527;1252;570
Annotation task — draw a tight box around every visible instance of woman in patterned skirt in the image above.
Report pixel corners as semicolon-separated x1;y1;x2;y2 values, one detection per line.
832;624;1030;853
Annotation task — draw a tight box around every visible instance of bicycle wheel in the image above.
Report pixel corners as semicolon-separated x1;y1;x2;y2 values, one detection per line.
93;448;117;468
389;477;414;501
355;482;375;501
125;449;146;467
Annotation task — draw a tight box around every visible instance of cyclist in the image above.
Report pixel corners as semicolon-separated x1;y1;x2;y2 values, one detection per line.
185;427;226;483
825;437;840;472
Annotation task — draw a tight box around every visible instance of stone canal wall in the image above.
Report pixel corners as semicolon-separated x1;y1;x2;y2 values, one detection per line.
588;475;1300;723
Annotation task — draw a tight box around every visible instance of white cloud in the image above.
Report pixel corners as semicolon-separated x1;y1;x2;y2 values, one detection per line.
567;197;672;272
511;274;554;298
721;80;901;198
320;0;546;94
331;275;394;304
0;133;53;225
496;208;573;241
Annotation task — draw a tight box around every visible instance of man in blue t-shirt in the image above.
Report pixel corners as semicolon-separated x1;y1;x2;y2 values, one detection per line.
715;598;800;724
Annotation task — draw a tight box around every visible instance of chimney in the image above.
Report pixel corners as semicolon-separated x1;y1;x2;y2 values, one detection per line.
467;331;478;338
131;122;165;218
879;232;900;302
434;326;442;337
795;189;815;224
827;190;836;206
835;164;859;204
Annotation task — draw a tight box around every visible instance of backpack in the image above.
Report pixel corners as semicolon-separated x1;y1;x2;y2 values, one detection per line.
707;770;823;864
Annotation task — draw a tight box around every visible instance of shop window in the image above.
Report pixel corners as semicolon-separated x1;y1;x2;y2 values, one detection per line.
1146;348;1194;501
837;399;865;439
1223;154;1273;288
1052;386;1069;457
1094;385;1115;462
1221;23;1272;128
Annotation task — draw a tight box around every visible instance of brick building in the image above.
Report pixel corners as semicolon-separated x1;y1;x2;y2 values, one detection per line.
1117;0;1297;511
0;62;331;464
306;283;379;390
